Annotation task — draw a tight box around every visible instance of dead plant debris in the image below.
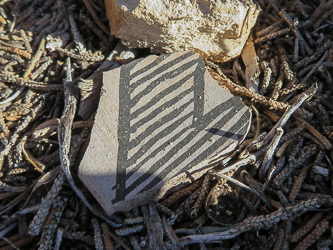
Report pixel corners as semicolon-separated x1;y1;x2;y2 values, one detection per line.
0;0;332;249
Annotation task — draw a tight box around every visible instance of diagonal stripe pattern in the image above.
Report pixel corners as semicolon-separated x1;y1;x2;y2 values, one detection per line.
79;51;251;214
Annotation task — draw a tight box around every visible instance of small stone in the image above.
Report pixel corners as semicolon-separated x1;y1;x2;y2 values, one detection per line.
78;51;251;214
105;0;260;62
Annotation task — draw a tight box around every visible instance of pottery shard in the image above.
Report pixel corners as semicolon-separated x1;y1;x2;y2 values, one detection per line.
78;51;251;215
105;0;260;62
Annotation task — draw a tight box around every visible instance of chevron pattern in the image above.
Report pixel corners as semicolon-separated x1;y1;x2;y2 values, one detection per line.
79;51;251;214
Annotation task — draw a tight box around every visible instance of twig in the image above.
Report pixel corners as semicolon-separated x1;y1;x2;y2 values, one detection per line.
175;198;327;246
91;218;104;250
259;127;284;181
57;58;120;227
210;68;288;110
294;116;332;150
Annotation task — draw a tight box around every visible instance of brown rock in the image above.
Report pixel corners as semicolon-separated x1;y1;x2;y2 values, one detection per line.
78;51;251;215
105;0;260;62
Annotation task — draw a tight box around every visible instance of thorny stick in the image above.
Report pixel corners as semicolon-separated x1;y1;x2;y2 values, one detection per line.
82;0;110;35
273;143;317;188
0;181;25;192
106;231;131;250
28;169;64;236
293;37;299;62
63;231;94;246
57;58;120;227
91;218;103;250
275;139;295;158
313;8;333;29
0;94;47;170
22;146;45;174
190;174;210;218
68;11;85;53
273;221;285;250
23;38;45;79
214;172;272;210
53;47;104;62
0;74;63;91
115;225;144;236
19;29;32;53
277;43;294;81
295;40;333;69
123;216;144;225
280;122;306;143
289;212;324;243
173;198;330;246
168;189;199;225
0;44;31;59
0;237;34;250
251;105;260;139
254;84;317;150
256;19;283;37
101;223;114;250
0;109;10;137
278;9;312;55
161;179;202;207
258;127;283;181
78;12;111;46
294;116;332;150
38;197;67;250
309;0;333;22
288;164;310;202
259;61;272;95
209;68;288;110
254;27;294;44
271;68;284;100
281;218;293;249
294;219;330;250
300;50;329;84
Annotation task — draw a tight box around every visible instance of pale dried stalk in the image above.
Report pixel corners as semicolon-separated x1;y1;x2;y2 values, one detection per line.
259;127;284;181
175;198;326;246
260;84;317;147
23;38;45;79
54;228;64;250
57;58;120;228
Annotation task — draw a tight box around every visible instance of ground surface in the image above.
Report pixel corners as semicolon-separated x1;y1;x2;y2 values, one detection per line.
0;0;333;249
